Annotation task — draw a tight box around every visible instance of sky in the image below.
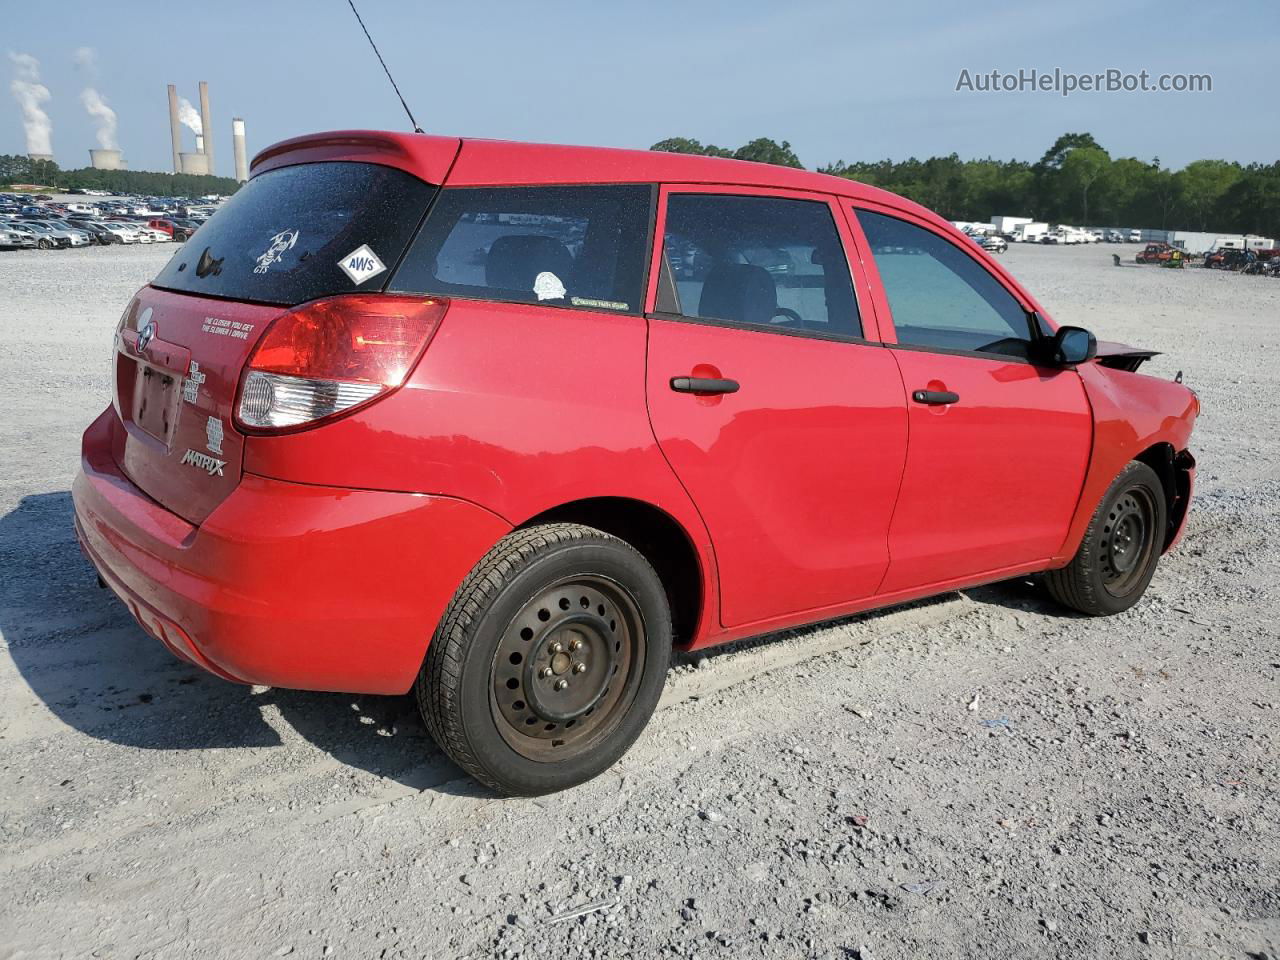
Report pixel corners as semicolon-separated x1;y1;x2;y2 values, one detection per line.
2;0;1276;177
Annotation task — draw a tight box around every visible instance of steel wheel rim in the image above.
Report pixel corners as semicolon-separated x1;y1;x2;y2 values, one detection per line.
490;574;646;762
1100;487;1158;596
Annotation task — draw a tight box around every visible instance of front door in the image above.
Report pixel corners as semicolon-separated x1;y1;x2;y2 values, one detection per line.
645;188;907;628
851;206;1093;593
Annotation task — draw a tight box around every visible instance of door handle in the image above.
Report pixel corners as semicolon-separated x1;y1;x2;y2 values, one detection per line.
912;389;960;405
671;376;740;395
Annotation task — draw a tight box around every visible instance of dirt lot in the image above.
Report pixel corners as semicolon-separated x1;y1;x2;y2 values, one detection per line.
1;242;1277;959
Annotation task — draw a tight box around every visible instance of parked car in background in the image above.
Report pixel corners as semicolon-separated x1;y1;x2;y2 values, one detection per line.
1136;242;1177;264
100;222;142;244
118;223;154;243
979;234;1007;254
68;219;120;245
1204;247;1250;270
1128;229;1143;242
147;218;195;241
0;224;38;249
73;130;1200;796
1043;228;1086;244
19;220;88;248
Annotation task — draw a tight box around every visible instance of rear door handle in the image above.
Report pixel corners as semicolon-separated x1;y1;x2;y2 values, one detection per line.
912;389;960;405
670;376;740;395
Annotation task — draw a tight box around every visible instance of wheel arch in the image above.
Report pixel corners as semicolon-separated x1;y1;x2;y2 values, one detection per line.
1135;441;1194;550
519;497;707;650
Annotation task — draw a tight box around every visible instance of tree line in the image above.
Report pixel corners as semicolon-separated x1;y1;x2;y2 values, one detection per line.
0;154;241;197
650;133;1280;238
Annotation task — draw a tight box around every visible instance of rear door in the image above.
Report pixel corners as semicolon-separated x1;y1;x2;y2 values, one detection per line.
114;159;440;524
849;205;1092;593
645;186;907;629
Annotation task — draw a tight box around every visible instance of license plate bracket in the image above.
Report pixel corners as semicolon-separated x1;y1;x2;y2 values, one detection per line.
134;365;181;443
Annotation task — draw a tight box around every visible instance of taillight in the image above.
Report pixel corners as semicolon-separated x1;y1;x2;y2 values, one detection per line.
236;295;448;431
111;294;144;418
114;293;142;344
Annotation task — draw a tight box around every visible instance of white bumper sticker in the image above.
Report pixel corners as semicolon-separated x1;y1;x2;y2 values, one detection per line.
339;244;388;286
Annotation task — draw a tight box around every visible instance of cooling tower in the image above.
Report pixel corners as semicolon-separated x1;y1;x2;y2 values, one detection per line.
89;149;125;170
179;152;210;176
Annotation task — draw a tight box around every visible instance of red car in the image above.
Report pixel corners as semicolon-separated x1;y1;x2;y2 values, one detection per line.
147;218;195;242
1135;242;1177;264
73;131;1198;795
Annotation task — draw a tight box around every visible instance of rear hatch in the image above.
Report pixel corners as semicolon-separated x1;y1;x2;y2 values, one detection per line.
114;160;439;524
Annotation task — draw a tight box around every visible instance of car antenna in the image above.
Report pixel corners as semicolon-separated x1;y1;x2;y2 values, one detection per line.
345;0;424;134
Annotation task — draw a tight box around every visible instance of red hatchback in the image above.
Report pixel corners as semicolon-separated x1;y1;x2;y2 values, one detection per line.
73;131;1198;794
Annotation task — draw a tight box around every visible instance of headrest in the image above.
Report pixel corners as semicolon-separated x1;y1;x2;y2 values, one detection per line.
698;263;777;326
485;235;574;294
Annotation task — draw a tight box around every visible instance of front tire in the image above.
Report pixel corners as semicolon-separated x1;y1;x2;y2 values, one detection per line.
1045;461;1167;616
416;523;672;796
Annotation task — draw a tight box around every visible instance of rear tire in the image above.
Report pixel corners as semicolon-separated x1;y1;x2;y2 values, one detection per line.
1045;461;1167;616
37;238;53;250
416;523;671;796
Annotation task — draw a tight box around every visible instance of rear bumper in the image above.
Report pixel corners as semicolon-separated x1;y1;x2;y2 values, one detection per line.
73;408;511;694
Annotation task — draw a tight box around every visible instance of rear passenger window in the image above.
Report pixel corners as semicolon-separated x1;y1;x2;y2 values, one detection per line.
152;162;437;307
658;195;860;339
855;210;1034;358
390;185;652;313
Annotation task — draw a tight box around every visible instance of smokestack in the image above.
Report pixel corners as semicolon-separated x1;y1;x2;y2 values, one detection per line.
89;148;125;170
198;80;214;174
195;134;205;153
167;84;182;173
232;118;248;182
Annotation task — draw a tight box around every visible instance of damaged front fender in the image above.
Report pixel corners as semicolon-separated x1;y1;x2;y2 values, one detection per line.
1054;361;1198;563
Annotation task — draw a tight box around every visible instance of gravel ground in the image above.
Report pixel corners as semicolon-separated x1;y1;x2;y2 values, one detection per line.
1;243;1277;959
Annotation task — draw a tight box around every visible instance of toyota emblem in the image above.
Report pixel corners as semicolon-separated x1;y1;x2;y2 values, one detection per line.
137;321;156;353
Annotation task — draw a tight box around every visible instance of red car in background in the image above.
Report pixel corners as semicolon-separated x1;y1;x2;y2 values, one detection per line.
73;131;1198;795
147;218;196;241
1135;242;1178;263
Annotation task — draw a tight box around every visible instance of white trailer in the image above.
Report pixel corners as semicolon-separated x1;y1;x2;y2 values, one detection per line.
991;215;1032;235
1168;231;1236;254
1015;222;1049;242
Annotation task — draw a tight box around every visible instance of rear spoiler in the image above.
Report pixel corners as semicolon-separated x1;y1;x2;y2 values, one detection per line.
250;130;460;185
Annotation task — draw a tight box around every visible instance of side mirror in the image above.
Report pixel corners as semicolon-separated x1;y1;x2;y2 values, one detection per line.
1050;325;1097;366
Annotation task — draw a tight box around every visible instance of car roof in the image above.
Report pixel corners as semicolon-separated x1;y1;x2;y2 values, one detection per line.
250;129;935;220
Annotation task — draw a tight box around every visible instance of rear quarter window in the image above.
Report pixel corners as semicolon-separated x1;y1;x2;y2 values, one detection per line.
389;185;653;313
152;162;436;306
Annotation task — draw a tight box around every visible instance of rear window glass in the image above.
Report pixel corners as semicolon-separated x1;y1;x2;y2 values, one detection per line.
152;162;436;306
390;185;652;313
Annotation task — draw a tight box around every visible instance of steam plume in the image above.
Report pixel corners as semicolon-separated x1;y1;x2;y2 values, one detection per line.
80;88;118;150
8;52;53;156
177;97;203;136
72;47;118;150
